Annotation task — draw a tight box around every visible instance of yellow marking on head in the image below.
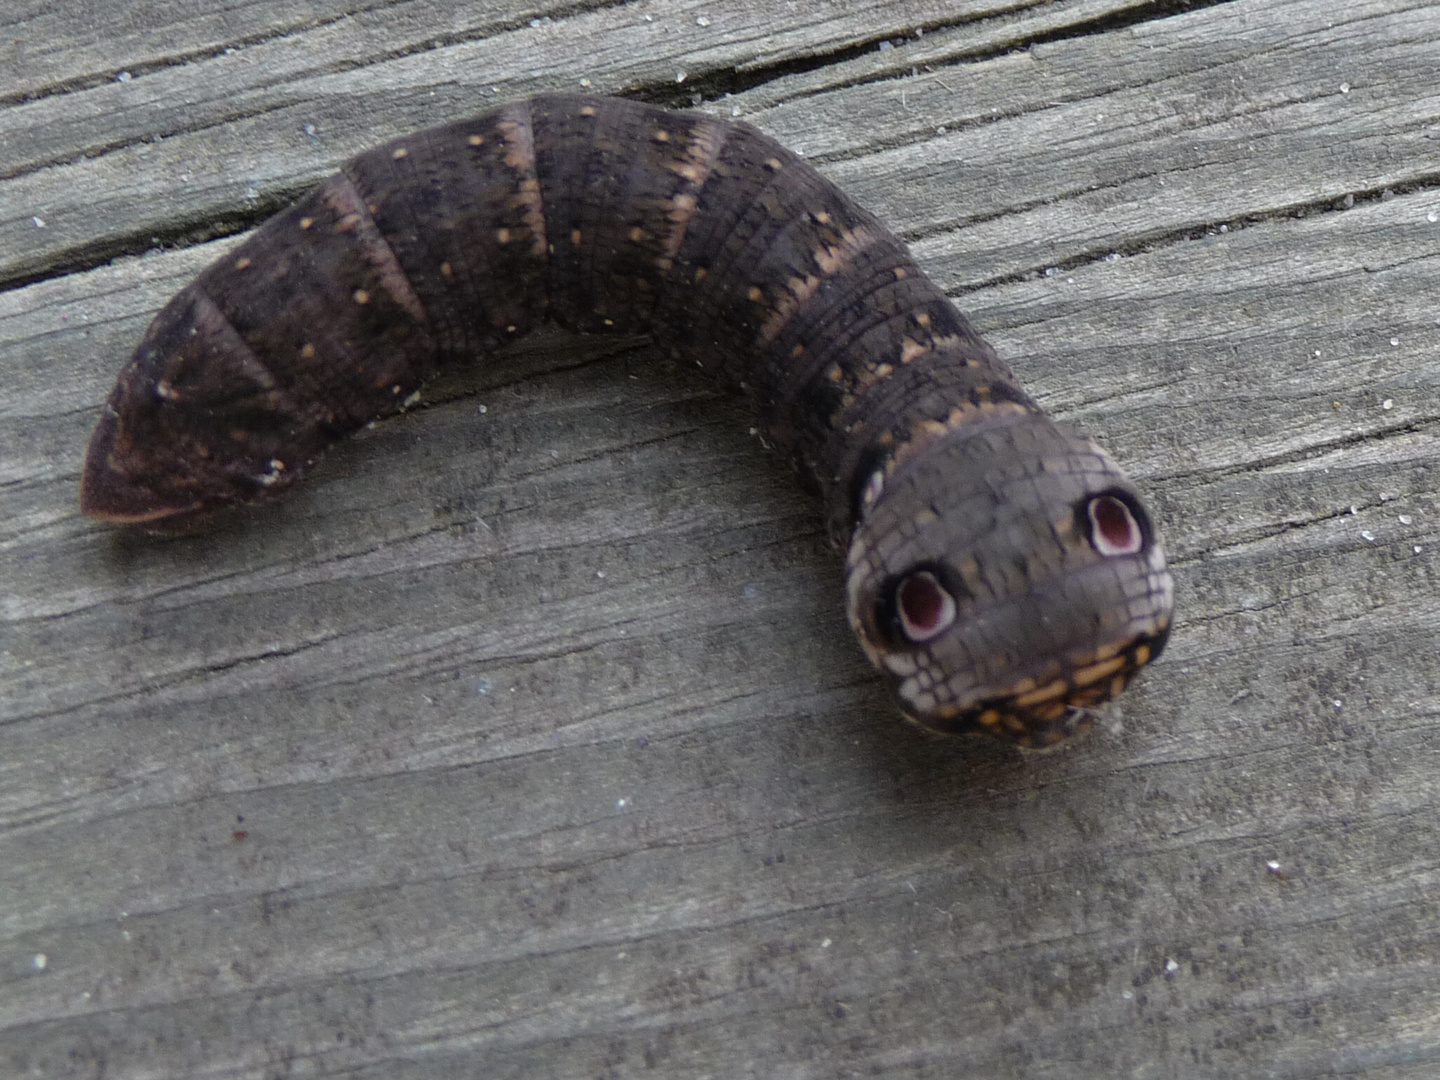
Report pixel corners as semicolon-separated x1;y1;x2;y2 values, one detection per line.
299;217;314;229
1090;640;1123;662
440;262;452;277
353;289;370;305
653;128;670;142
747;286;764;302
496;228;511;244
234;257;251;270
571;229;582;245
978;710;1003;728
629;226;646;243
894;267;908;280
580;105;597;117
916;312;931;327
792;344;806;358
1013;679;1068;708
694;267;707;282
392;147;408;159
468;134;484;146
1072;655;1128;688
764;157;782;171
301;343;316;359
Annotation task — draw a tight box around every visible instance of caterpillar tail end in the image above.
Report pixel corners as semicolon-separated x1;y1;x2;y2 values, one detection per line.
79;407;199;524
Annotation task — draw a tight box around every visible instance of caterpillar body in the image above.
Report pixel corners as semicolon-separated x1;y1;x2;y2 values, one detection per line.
82;94;1174;746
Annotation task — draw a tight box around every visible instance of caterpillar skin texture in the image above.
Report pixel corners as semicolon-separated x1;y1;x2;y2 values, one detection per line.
82;94;1174;747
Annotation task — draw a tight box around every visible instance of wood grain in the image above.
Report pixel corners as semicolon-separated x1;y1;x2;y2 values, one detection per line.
3;0;1439;1077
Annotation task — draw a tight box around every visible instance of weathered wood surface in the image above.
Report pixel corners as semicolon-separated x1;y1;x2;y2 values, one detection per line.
2;0;1438;1076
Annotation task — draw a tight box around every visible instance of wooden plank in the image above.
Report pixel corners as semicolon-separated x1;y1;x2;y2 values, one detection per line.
2;1;1439;1077
1;0;1163;286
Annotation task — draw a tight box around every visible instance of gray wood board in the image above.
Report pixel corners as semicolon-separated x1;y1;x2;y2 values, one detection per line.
3;0;1439;1077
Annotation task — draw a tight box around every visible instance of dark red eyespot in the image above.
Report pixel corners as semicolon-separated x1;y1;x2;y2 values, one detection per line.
1088;494;1143;557
896;571;956;643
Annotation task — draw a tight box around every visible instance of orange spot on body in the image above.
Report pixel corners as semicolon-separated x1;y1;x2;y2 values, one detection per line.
900;338;929;364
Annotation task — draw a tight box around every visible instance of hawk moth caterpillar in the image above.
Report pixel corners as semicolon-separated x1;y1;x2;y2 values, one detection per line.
82;94;1174;746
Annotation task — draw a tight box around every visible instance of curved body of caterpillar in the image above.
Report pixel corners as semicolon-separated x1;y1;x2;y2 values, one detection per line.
81;94;1174;746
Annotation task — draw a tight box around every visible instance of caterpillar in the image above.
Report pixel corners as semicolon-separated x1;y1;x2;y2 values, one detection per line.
81;94;1174;747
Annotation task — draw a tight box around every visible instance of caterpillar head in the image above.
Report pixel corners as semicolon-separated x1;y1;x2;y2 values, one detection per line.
845;410;1173;748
